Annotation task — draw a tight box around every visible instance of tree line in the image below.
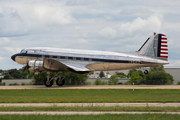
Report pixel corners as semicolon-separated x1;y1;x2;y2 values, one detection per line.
0;67;88;85
97;65;174;85
0;65;176;85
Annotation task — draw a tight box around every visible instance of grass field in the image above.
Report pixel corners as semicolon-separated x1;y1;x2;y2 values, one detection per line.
0;106;180;112
0;114;180;120
0;89;179;103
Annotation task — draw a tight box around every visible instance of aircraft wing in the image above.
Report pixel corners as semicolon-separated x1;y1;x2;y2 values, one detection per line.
59;60;91;71
43;58;92;72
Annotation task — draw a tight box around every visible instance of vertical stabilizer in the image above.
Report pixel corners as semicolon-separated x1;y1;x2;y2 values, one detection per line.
138;33;168;60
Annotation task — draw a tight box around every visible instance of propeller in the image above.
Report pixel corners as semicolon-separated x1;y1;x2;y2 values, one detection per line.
23;63;30;73
23;56;30;73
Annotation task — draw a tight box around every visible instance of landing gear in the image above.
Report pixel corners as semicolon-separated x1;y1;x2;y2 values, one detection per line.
144;70;149;74
44;78;54;87
44;72;54;87
44;72;68;87
56;78;65;86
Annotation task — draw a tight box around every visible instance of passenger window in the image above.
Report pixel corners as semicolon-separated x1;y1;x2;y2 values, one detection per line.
76;57;81;60
60;56;65;59
45;55;49;58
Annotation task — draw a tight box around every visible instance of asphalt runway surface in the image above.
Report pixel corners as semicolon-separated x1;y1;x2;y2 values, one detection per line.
0;111;180;115
0;85;180;89
0;103;180;107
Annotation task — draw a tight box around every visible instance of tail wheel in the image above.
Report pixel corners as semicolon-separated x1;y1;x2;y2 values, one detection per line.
44;78;53;87
144;70;149;74
56;78;65;86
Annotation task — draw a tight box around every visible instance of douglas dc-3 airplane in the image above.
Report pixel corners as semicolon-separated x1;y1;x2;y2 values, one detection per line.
11;33;169;87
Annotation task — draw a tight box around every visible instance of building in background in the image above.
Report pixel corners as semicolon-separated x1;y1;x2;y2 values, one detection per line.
164;67;180;84
89;67;180;84
0;73;4;79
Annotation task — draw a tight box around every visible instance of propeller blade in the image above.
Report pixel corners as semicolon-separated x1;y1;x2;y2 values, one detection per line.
23;66;27;72
26;57;29;73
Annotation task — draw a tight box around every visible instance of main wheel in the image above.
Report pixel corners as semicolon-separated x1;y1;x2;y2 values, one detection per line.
44;78;54;87
56;78;65;86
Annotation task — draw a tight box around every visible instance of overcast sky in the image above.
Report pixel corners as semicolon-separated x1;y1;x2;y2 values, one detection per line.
0;0;180;70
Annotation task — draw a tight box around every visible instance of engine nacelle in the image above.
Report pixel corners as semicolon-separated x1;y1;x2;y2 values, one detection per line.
28;60;45;72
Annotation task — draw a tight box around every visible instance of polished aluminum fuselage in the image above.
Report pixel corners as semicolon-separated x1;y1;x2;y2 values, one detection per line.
12;47;169;72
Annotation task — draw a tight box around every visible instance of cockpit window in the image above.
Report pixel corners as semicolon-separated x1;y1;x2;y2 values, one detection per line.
20;50;27;53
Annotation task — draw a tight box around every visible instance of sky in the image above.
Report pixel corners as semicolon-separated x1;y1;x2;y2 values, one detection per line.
0;0;180;70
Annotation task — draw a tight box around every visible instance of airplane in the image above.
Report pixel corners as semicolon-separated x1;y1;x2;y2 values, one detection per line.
11;32;169;87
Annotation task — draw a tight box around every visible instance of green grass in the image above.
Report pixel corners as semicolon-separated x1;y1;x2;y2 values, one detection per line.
0;106;180;112
0;114;180;120
0;89;180;103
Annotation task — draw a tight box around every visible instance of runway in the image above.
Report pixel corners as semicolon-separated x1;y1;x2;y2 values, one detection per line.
0;85;180;89
0;103;180;107
0;111;180;115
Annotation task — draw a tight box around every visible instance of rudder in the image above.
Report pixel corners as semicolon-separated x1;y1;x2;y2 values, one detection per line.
138;33;168;60
159;34;168;59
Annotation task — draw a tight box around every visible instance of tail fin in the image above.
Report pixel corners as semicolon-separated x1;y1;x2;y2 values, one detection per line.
138;33;168;60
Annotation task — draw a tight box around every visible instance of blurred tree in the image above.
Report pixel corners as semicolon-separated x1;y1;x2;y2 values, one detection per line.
93;79;108;85
128;69;144;78
116;72;127;78
1;66;89;85
64;72;89;85
150;65;164;71
127;69;136;78
32;71;89;85
99;71;105;78
108;75;119;85
19;71;28;79
125;66;174;85
130;71;143;85
138;70;145;78
0;69;3;73
93;79;101;85
8;69;20;79
145;66;174;85
177;81;180;85
33;71;47;85
3;74;11;79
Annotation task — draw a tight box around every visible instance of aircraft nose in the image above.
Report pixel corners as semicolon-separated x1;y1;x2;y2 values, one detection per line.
11;54;16;61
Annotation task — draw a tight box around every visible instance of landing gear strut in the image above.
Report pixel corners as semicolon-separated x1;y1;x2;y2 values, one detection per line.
44;72;54;87
44;72;68;87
